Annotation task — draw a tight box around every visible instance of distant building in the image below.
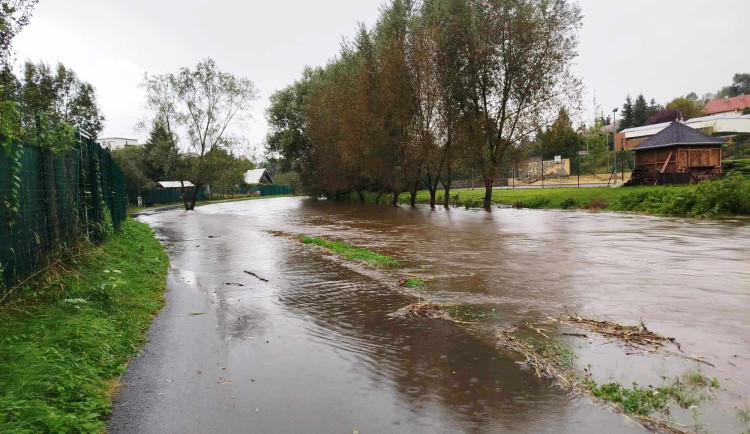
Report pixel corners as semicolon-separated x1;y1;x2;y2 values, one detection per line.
614;113;750;150
99;137;139;150
244;169;274;185
704;94;750;116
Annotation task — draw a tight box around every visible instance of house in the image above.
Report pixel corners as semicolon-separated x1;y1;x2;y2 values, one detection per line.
631;122;724;184
614;113;750;150
244;169;274;185
157;181;195;189
99;137;139;150
705;94;750;116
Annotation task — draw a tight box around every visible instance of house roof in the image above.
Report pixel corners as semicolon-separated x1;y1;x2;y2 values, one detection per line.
705;94;750;115
632;122;724;151
244;169;273;184
158;181;195;188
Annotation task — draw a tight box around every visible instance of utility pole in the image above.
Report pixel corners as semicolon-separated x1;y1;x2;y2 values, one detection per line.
612;107;619;183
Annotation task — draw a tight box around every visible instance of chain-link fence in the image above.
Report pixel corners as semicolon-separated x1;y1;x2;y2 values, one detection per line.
0;131;127;292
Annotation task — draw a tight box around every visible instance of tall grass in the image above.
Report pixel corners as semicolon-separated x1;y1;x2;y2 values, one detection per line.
0;219;169;433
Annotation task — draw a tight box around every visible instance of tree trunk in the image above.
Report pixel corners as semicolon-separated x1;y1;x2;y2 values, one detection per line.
187;185;200;211
181;185;190;211
356;190;365;203
442;182;451;208
392;190;400;206
483;176;493;210
409;177;419;207
428;186;437;208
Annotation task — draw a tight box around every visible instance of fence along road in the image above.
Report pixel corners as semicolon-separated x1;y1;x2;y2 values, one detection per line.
0;129;127;292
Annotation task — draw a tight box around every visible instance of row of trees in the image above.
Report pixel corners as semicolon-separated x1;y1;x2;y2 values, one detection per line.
1;1;102;157
0;60;105;137
267;0;582;209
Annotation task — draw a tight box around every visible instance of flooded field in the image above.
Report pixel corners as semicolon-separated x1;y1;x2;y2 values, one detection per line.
110;197;750;433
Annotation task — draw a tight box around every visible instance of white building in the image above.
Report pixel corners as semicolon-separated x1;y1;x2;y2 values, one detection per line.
616;114;750;150
244;169;274;185
99;137;139;150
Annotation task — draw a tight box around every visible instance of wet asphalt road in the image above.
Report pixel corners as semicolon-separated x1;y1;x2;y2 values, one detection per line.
108;198;749;433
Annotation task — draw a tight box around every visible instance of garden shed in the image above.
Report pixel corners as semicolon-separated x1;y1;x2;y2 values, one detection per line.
632;122;724;184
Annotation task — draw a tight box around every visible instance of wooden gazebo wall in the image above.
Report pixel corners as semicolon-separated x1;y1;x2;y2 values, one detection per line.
635;145;722;183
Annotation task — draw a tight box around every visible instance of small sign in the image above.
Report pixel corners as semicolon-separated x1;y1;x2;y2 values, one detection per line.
578;150;589;156
554;155;562;164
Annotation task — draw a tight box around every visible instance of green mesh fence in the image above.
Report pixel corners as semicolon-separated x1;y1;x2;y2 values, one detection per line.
0;132;127;292
249;185;292;196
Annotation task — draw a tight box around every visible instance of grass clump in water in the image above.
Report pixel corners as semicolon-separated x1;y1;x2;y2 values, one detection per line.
584;370;720;417
299;236;402;267
0;219;169;433
399;277;426;288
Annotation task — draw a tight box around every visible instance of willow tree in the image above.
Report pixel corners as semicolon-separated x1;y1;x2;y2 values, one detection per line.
142;58;259;210
463;0;582;208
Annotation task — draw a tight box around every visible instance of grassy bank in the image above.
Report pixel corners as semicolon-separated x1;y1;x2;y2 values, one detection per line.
0;219;169;433
395;172;750;217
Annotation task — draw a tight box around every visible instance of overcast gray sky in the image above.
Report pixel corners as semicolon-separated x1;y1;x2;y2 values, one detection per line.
13;0;750;158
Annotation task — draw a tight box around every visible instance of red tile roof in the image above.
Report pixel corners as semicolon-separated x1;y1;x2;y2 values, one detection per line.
705;94;750;115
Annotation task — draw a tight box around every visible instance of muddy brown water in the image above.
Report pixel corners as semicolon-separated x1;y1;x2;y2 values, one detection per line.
109;197;750;433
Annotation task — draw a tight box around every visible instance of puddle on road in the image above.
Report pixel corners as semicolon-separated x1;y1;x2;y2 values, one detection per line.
129;197;750;433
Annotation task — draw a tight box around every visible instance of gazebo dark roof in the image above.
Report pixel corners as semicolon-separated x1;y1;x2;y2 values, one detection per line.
632;122;724;151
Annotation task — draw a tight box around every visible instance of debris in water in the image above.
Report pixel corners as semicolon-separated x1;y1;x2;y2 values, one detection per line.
244;270;269;282
225;282;245;287
187;312;205;316
497;327;572;387
546;308;679;351
394;302;450;320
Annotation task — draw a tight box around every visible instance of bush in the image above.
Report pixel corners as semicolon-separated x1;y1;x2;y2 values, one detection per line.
614;173;750;216
690;171;750;216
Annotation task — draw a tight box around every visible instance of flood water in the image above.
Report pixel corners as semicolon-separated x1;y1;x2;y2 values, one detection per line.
110;197;750;433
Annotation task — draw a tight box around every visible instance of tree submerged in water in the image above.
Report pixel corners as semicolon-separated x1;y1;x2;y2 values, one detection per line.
141;58;259;210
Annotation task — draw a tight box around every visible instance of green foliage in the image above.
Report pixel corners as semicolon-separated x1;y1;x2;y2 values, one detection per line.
613;172;750;216
0;219;169;433
0;1;39;66
111;146;153;191
716;73;750;99
274;171;301;193
529;108;582;159
299;236;402;267
401;277;426;288
690;171;750;216
19;61;105;137
585;371;719;417
666;96;705;121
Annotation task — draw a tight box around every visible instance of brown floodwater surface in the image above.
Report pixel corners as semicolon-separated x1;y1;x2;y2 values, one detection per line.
109;197;750;433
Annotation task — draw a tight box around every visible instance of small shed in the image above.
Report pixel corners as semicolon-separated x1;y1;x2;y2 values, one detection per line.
632;122;724;184
244;169;274;185
157;181;195;190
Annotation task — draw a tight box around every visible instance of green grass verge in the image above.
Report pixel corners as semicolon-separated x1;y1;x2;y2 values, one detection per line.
0;219;169;433
394;172;750;217
299;236;402;267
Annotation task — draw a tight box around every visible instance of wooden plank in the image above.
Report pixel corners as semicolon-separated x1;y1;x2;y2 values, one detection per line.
659;151;673;173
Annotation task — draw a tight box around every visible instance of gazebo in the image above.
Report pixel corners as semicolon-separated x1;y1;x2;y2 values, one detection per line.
631;122;724;184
